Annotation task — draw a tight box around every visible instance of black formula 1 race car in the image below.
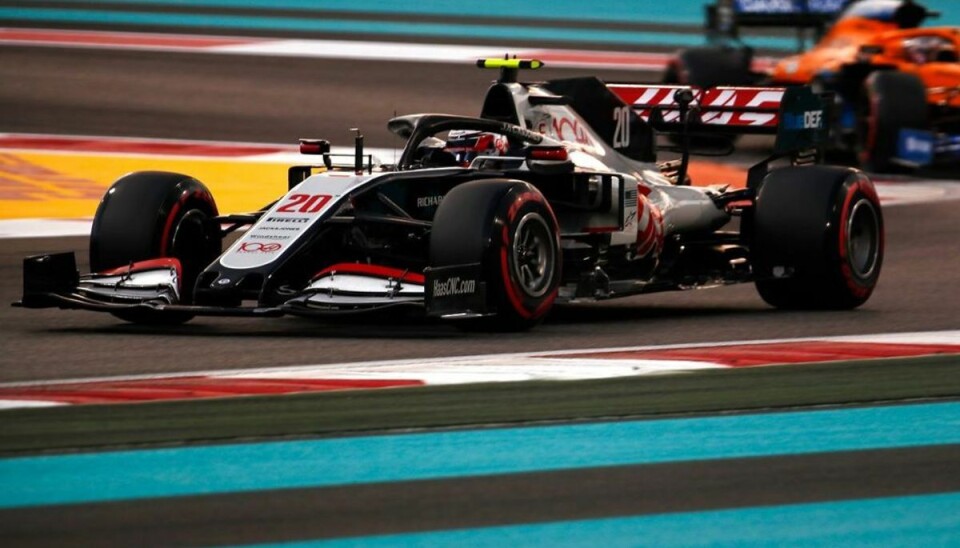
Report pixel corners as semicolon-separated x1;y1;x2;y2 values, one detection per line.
16;59;884;331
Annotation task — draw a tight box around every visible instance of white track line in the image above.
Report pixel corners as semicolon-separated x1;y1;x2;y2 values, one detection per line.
3;330;957;389
0;28;678;70
2;330;956;409
0;219;94;239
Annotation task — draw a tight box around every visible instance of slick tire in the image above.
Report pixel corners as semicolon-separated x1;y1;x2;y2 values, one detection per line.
90;171;222;324
430;180;561;331
665;46;756;88
752;166;883;310
664;46;754;148
858;71;929;173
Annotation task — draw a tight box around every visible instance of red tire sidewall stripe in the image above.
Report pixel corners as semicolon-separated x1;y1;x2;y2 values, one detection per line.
837;175;882;298
159;187;217;257
499;188;559;320
159;193;185;257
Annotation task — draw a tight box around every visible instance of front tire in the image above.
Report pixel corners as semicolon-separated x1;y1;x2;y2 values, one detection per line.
752;166;883;309
857;71;929;173
430;180;561;331
90;171;221;324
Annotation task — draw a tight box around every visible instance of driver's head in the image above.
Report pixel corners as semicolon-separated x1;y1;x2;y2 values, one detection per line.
894;0;928;29
904;36;957;64
444;130;508;166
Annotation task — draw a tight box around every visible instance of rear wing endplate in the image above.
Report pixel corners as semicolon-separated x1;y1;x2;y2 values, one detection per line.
607;83;830;155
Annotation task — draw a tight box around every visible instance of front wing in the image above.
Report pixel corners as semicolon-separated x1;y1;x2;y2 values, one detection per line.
15;252;432;318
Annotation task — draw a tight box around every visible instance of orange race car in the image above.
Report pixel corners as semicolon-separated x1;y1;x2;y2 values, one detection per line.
670;0;960;172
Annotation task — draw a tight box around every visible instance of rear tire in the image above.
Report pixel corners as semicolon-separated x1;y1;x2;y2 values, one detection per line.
665;46;753;148
666;46;755;88
90;171;221;324
752;166;883;309
430;180;561;331
857;71;929;173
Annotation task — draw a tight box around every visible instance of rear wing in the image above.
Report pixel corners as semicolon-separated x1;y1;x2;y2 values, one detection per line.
607;83;830;155
706;0;851;47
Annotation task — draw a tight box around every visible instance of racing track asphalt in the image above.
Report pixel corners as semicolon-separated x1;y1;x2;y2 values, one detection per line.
1;46;959;381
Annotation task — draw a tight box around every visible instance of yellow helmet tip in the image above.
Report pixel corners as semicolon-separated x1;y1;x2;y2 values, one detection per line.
476;59;544;70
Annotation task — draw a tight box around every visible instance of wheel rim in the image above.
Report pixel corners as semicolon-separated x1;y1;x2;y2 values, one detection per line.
846;198;880;279
511;212;555;298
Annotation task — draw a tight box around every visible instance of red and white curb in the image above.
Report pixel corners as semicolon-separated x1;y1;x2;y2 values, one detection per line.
1;330;957;410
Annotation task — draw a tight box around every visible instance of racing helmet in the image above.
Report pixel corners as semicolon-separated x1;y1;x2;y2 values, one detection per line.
412;136;457;168
892;0;930;29
903;35;958;64
443;130;509;166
